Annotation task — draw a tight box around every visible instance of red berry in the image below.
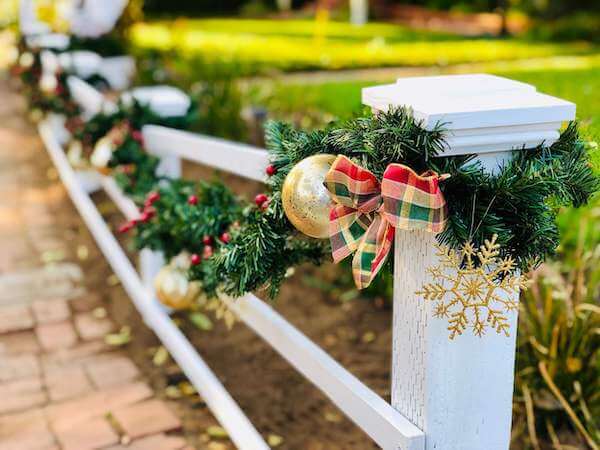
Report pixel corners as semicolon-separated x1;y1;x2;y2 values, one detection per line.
118;222;132;233
202;235;212;245
131;130;144;144
145;191;160;206
202;245;214;259
266;164;277;176
190;253;201;265
220;232;230;243
142;206;155;219
122;164;135;175
255;193;268;207
188;195;198;205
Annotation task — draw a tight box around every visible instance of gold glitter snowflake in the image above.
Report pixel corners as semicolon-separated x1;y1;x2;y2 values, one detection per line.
416;234;528;339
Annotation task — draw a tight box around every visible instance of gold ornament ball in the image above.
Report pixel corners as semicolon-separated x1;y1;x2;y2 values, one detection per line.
154;265;201;310
282;154;336;238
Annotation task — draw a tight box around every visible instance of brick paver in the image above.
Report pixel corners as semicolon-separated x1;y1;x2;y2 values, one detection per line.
0;330;41;355
0;408;57;450
44;365;93;402
36;321;78;351
0;304;34;333
85;354;140;388
0;353;40;382
74;311;115;341
104;434;188;450
31;298;71;324
0;82;196;449
55;417;120;450
0;376;47;415
112;399;182;439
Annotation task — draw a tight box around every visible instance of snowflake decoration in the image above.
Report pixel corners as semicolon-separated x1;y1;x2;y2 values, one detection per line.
416;234;528;339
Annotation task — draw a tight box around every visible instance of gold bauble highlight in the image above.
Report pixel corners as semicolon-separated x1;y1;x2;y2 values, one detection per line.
154;265;201;310
282;154;336;238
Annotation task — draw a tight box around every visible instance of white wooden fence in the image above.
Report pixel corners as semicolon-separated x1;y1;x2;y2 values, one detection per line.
40;78;425;450
36;71;576;449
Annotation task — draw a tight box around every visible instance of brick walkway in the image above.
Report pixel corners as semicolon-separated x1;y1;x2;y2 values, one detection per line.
0;83;193;449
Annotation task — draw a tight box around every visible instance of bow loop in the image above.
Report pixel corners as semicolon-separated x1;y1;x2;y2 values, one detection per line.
324;155;382;213
324;154;448;289
381;163;448;233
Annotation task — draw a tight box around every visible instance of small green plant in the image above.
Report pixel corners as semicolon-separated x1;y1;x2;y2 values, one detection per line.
513;201;599;449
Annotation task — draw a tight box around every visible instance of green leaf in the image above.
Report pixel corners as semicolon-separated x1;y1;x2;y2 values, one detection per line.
189;312;213;331
206;426;228;439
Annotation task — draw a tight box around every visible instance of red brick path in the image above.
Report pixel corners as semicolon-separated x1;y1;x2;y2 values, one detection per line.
0;83;193;449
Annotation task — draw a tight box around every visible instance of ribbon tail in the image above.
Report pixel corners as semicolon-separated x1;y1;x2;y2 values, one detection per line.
329;204;374;263
351;215;395;289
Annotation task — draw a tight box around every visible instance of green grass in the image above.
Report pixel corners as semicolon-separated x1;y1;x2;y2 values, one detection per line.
158;18;457;42
129;19;596;73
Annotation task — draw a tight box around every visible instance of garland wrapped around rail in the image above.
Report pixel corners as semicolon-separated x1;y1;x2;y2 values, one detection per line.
124;112;597;300
11;39;599;336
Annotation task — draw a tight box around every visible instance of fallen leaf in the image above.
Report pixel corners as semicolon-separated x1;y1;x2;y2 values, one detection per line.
267;434;284;447
92;307;107;319
179;381;197;396
362;331;376;343
324;411;342;423
41;250;65;263
207;443;228;450
153;346;169;366
206;426;228;439
76;245;89;260
189;312;213;331
165;385;181;399
104;326;131;346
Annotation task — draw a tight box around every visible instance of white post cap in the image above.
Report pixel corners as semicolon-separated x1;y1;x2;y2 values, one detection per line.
362;74;575;156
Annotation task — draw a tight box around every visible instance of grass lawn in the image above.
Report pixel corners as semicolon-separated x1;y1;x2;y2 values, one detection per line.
129;19;596;72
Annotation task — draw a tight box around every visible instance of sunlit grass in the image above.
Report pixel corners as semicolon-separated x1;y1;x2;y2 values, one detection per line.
129;20;595;72
145;18;457;42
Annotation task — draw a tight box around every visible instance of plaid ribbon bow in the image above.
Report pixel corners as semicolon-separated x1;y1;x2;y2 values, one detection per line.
324;155;448;289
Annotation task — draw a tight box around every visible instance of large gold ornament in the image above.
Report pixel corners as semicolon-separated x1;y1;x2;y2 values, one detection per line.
282;154;336;238
416;235;528;339
154;253;202;310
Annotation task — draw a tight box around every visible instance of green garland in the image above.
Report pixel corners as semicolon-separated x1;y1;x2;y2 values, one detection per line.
11;45;80;118
265;110;597;272
67;99;197;202
113;109;597;300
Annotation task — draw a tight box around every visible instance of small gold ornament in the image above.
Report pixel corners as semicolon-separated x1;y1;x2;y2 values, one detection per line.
416;234;528;339
90;136;115;173
154;253;202;310
282;154;336;238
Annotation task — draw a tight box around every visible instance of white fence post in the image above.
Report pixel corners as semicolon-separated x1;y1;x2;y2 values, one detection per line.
363;76;575;450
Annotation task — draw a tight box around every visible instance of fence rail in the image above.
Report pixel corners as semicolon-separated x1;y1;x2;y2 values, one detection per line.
42;77;426;450
38;119;270;450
